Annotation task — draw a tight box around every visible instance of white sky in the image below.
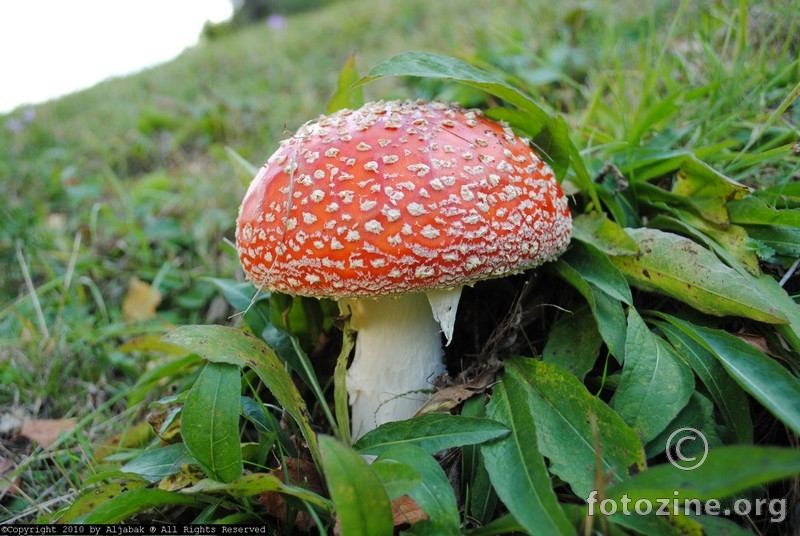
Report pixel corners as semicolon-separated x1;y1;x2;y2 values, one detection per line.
0;0;233;113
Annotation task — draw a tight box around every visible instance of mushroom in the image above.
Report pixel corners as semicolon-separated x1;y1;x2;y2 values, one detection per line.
236;100;572;439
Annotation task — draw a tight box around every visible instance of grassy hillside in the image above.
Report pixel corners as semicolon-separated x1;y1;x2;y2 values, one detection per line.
1;0;799;531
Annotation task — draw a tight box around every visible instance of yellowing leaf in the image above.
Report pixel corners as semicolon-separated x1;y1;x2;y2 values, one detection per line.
122;278;161;322
611;228;787;324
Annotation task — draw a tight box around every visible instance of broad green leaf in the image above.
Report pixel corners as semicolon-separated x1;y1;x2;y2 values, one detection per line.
460;397;498;526
749;273;800;354
531;114;570;180
56;481;148;523
358;51;548;125
353;413;509;456
371;459;422;499
659;317;800;436
543;305;603;380
120;443;191;483
506;357;645;498
181;473;331;510
648;213;760;277
481;380;574;535
607;509;701;536
181;362;243;483
327;53;364;114
467;514;525;536
655;321;753;444
615;147;690;181
74;488;208;524
606;446;800;503
562;241;632;304
610;227;788;323
319;435;393;536
691;515;759;536
610;309;694;442
356;51;599;207
727;196;800;227
644;392;721;459
261;324;337;432
551;260;627;361
745;224;800;257
571;212;639;256
240;396;295;456
163;325;319;465
484;107;571;187
672;156;750;225
378;445;461;535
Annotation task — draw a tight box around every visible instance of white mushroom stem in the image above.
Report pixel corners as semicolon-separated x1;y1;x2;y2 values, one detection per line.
342;288;462;440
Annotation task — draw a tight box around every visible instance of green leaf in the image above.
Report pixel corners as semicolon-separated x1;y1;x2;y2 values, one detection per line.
481;380;574;535
562;241;632;304
358;51;548;125
672;156;750;225
261;324;337;432
659;316;800;436
180;362;243;483
745;224;800;257
327;53;364;114
182;473;331;510
644;392;721;459
55;481;149;523
648;213;761;277
506;358;645;498
319;435;393;536
551;260;627;361
353;413;509;456
610;309;694;443
371;459;422;499
606;446;800;503
378;445;461;535
120;443;192;483
727;196;800;227
163;325;319;466
571;212;640;256
543;305;603;380
75;488;208;524
655;321;753;444
531;114;570;180
749;273;800;354
609;227;788;323
460;397;498;526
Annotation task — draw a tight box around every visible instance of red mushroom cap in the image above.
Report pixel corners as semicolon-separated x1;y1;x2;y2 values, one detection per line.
236;99;572;298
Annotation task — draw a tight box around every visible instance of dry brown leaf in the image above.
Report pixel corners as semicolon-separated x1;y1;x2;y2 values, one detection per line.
392;495;428;527
19;418;77;448
734;333;774;356
122;277;161;322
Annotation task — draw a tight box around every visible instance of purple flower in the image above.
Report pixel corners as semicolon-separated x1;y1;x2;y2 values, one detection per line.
267;14;286;30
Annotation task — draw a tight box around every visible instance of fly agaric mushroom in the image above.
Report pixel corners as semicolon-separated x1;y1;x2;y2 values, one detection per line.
236;100;572;439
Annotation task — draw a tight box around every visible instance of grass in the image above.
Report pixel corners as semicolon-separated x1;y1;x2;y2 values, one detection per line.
1;0;798;532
